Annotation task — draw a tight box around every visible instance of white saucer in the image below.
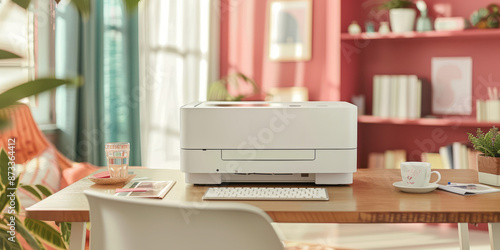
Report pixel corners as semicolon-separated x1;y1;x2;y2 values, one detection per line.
393;181;439;194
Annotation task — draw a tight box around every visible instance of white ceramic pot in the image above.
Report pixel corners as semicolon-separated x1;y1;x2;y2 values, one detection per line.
389;8;416;33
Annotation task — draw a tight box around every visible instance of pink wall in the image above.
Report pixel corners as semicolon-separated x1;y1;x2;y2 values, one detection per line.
220;0;342;101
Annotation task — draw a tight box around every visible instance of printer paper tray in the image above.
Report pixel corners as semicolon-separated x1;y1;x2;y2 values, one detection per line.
221;149;315;161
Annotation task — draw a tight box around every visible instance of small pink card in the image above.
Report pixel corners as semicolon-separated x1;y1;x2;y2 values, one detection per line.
93;171;110;178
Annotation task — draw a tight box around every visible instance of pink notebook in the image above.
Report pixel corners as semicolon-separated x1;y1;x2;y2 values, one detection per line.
93;171;110;178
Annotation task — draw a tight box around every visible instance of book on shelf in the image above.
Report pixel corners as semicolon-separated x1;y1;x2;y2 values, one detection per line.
486;100;500;121
476;99;500;122
378;75;391;117
421;152;446;169
439;145;453;169
407;75;421;119
452;142;464;169
476;99;486;121
384;150;395;169
368;150;406;169
115;180;176;199
389;75;399;118
371;74;430;119
372;75;381;117
393;150;406;169
368;152;385;169
396;75;408;119
437;142;478;170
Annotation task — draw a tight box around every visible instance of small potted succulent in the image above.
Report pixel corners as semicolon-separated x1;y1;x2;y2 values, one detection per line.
468;126;500;186
380;0;416;33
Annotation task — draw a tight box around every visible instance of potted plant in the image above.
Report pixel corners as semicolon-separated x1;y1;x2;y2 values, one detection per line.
207;73;258;101
468;126;500;186
380;0;416;33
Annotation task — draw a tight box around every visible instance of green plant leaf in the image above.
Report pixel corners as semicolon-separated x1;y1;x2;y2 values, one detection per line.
12;177;19;192
468;126;500;157
0;78;79;109
35;184;53;198
207;81;230;101
0;191;8;216
0;228;22;250
60;222;71;248
5;177;21;214
379;0;414;10
13;216;44;250
20;185;43;201
11;0;31;9
0;149;10;188
230;95;246;101
24;218;67;249
13;193;20;214
0;116;10;130
123;0;140;13
0;50;22;60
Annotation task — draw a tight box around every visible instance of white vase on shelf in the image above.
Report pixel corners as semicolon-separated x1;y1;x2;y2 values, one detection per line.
348;21;362;35
379;21;391;34
389;8;417;33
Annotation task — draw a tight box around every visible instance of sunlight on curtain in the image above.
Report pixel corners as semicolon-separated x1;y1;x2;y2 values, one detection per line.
103;0;127;143
139;0;219;168
55;0;141;166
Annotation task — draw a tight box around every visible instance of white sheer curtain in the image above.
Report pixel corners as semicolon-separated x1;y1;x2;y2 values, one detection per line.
139;0;219;168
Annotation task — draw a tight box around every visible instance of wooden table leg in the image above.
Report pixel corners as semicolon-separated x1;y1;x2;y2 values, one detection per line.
488;223;500;250
458;223;470;250
69;222;86;250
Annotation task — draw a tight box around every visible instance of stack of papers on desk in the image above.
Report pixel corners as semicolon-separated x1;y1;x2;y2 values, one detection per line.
438;183;500;195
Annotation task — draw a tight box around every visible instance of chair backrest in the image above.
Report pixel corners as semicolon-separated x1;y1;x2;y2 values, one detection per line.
84;191;285;250
0;104;72;169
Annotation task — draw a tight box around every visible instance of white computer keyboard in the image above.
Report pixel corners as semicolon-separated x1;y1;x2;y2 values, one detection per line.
202;187;329;201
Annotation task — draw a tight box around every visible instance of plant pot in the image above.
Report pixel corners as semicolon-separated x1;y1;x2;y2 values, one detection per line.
389;8;416;33
477;154;500;186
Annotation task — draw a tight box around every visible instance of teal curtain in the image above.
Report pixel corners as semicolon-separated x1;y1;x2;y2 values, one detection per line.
55;0;141;166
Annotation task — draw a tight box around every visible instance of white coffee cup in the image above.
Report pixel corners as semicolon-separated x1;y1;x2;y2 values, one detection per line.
400;162;441;187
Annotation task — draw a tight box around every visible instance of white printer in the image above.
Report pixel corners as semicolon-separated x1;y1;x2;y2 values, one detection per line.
180;101;357;185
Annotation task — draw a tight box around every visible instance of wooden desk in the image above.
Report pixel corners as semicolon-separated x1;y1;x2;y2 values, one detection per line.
26;169;500;250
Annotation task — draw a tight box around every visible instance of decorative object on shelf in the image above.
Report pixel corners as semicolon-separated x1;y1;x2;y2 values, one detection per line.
470;8;489;28
351;95;365;116
348;21;362;34
434;17;470;31
416;0;432;32
207;73;258;101
471;4;500;29
378;21;391;34
265;87;308;102
468;126;500;186
268;0;312;61
431;57;472;115
476;87;500;122
365;21;375;33
379;0;416;33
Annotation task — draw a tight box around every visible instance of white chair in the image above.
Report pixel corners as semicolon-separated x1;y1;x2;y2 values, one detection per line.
84;191;285;250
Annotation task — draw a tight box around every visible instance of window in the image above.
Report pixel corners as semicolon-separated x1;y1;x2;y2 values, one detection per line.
139;0;219;168
0;0;56;127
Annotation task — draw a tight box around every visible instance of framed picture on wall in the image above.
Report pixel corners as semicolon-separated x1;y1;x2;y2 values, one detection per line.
431;57;473;115
267;0;312;62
